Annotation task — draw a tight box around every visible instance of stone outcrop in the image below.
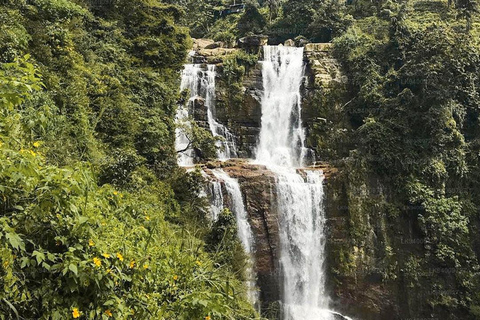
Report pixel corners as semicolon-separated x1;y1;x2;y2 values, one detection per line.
191;38;239;64
238;35;268;53
303;43;344;90
284;39;295;47
189;97;209;129
215;62;263;158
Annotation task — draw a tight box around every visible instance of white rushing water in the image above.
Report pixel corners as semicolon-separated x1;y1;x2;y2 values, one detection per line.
256;45;334;320
175;64;237;166
204;65;238;160
210;169;259;307
256;45;309;167
175;64;201;166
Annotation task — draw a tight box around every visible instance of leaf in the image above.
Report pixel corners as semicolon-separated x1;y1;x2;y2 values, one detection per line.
78;216;88;224
104;299;116;306
32;251;45;264
20;257;29;269
69;263;78;276
6;232;25;251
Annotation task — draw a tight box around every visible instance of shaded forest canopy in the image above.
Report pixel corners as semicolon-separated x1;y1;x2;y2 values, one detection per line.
0;0;480;319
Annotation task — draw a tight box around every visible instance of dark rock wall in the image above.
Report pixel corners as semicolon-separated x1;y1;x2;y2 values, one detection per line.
216;63;263;158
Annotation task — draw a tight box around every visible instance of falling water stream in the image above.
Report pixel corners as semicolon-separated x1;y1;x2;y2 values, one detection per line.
175;63;237;166
256;45;339;320
210;169;259;306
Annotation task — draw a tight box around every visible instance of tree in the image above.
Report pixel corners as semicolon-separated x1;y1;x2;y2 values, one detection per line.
456;0;478;32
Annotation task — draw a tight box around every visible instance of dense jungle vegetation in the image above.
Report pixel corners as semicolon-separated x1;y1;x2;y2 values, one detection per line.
1;0;479;319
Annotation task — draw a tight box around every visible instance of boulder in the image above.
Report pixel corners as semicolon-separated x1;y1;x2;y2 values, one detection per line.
284;39;295;47
238;35;269;53
205;41;225;49
192;38;215;51
296;38;310;47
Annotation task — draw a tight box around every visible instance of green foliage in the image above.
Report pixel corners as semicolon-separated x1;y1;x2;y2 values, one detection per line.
268;0;352;42
327;4;480;318
205;209;250;282
0;1;258;319
236;3;267;37
220;55;246;112
176;117;220;160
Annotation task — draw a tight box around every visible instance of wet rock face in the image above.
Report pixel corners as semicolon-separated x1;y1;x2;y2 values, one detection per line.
210;161;282;309
203;161;281;309
190;97;209;130
217;63;263;158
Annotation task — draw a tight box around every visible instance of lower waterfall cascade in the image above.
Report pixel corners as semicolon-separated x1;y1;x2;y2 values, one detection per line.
210;169;259;307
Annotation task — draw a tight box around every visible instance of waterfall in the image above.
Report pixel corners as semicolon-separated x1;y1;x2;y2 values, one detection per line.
175;64;201;166
210;169;259;307
175;64;238;166
204;66;239;160
202;170;224;221
255;46;308;167
256;45;333;320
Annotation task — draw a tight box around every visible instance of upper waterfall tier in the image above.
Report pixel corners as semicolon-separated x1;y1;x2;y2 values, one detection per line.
175;64;238;166
255;45;308;168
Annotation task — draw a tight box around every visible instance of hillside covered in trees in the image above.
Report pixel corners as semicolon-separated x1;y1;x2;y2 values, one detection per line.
1;0;480;319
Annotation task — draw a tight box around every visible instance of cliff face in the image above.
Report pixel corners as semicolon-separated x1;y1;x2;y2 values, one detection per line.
216;62;263;158
192;42;413;319
223;163;281;310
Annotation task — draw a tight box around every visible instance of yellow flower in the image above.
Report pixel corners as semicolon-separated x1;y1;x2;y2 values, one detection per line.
88;239;94;247
29;150;36;157
116;252;124;261
129;260;135;268
143;264;149;270
173;275;178;281
195;260;202;266
205;316;211;320
93;257;101;267
102;253;111;259
33;141;41;148
105;309;112;317
113;191;118;196
72;308;80;318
